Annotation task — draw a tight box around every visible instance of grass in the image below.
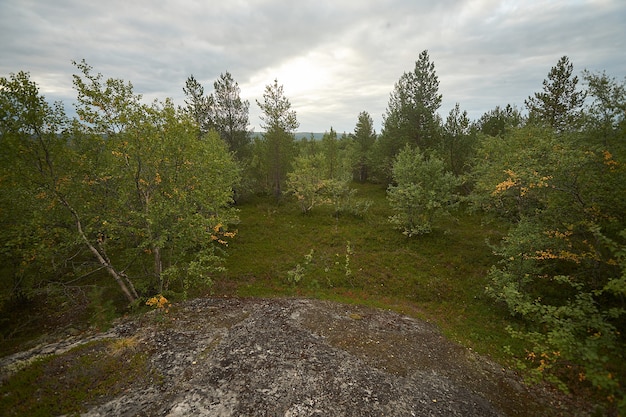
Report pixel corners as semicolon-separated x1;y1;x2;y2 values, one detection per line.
0;338;153;416
213;182;520;362
0;181;606;413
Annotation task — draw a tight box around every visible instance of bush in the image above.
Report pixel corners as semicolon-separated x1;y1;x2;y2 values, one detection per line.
387;145;460;236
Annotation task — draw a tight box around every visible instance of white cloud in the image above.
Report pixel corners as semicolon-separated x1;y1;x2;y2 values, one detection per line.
1;0;625;132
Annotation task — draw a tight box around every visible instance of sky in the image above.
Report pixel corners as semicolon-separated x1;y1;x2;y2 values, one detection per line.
1;0;625;133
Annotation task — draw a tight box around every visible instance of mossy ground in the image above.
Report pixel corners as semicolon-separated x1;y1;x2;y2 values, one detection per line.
214;182;517;362
0;338;154;416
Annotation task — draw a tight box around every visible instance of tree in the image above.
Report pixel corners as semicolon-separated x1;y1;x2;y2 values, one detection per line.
387;145;460;236
473;122;626;403
183;74;212;137
582;70;626;147
209;72;251;157
382;50;442;149
287;126;370;217
1;68;141;303
321;127;339;179
0;71;77;301
256;79;299;198
286;154;327;214
475;104;524;137
442;103;475;177
405;62;626;406
0;64;240;305
377;50;443;180
351;111;377;182
525;56;586;132
286;153;371;217
297;133;320;158
470;125;556;221
73;63;240;298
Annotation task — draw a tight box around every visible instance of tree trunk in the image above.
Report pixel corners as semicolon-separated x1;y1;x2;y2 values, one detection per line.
273;167;282;199
154;246;163;293
81;224;137;304
62;197;138;304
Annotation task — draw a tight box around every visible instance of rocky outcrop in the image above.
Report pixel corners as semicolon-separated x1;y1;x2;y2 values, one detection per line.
1;298;577;416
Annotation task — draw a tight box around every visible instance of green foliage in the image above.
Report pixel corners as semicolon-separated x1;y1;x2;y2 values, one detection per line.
582;70;626;148
377;50;443;181
286;154;327;214
383;50;442;150
470;125;560;220
208;71;251;157
350;111;377;182
286;149;371;217
475;112;626;406
287;249;314;285
183;72;251;157
325;179;373;218
183;74;211;136
321;127;340;179
286;241;355;289
387;145;460;236
525;56;586;132
256;79;299;197
72;62;241;298
0;70;80;300
475;104;524;137
596;228;626;297
87;286;118;331
486;221;625;404
442;103;476;177
0;65;240;304
72;59;140;136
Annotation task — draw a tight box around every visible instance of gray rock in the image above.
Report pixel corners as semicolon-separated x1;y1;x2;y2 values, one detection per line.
2;298;580;416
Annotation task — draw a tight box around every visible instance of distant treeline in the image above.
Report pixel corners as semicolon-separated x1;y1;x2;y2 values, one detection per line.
251;132;330;141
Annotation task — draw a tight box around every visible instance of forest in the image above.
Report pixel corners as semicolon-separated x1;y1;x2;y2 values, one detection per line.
1;51;625;412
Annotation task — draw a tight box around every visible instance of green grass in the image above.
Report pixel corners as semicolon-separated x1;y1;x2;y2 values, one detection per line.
214;182;519;362
0;338;152;416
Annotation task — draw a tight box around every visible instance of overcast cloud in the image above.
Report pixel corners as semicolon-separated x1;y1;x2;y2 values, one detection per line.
1;0;625;133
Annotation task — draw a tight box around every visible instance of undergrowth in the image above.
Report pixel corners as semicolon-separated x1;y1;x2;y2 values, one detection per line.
0;338;154;416
1;181;618;413
217;182;516;361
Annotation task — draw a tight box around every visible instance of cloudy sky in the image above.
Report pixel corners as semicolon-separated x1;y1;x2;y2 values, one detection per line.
1;0;625;133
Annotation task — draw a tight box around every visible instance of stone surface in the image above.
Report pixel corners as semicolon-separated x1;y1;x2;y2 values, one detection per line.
1;297;580;416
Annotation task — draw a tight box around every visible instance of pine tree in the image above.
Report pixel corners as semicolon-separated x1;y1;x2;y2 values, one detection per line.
256;79;299;197
183;74;212;136
525;56;586;132
377;50;443;181
382;50;442;152
209;72;250;157
351;111;377;182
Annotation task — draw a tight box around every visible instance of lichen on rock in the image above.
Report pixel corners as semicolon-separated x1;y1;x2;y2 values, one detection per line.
1;298;580;416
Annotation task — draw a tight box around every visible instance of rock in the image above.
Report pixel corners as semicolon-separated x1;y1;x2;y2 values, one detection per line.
2;298;581;416
66;327;81;337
